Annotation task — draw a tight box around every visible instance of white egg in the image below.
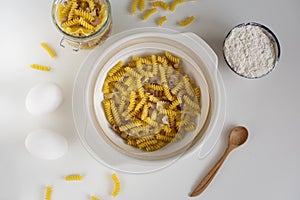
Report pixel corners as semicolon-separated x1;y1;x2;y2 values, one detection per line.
25;129;68;160
25;82;63;115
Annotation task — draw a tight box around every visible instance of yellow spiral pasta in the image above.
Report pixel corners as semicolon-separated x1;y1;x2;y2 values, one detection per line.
62;18;80;28
131;0;139;14
108;61;124;77
57;4;65;22
85;0;95;10
170;0;186;11
165;51;180;64
142;7;157;20
157;15;167;26
152;1;169;10
44;186;52;200
68;1;78;20
183;95;201;112
178;15;195;26
40;42;56;58
101;52;202;152
90;196;100;200
79;17;95;30
139;0;146;11
30;64;51;72
102;99;115;125
111;100;122;125
194;87;201;102
74;9;95;22
62;0;74;14
111;173;120;197
65;174;83;181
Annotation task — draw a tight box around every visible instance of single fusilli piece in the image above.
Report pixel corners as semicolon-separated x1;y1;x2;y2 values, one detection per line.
111;173;121;197
142;8;157;20
40;42;56;58
90;196;100;200
74;9;95;22
170;0;186;11
157;16;167;26
79;17;95;30
131;0;140;14
178;15;195;26
30;64;51;72
165;51;180;64
139;0;146;11
44;186;52;200
151;1;169;10
65;174;83;181
85;0;95;10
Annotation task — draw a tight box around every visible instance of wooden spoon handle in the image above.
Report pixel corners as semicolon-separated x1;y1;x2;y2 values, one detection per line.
190;146;234;197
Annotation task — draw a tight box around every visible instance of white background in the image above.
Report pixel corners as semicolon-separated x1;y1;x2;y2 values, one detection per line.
1;0;299;199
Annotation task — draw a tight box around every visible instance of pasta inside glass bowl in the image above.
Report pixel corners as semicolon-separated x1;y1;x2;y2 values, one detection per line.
73;28;226;172
90;34;210;160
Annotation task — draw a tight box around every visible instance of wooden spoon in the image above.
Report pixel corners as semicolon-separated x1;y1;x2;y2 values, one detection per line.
190;126;249;197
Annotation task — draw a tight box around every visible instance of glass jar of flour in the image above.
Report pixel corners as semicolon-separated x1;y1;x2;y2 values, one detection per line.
51;0;112;51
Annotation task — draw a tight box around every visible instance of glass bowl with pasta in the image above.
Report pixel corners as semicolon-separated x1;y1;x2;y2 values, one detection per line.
51;0;112;51
73;28;226;173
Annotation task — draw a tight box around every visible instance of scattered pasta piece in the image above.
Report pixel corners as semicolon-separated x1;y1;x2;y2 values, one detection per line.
131;0;140;14
44;186;52;200
157;16;167;26
130;0;197;28
30;64;51;72
170;0;186;11
151;1;169;10
40;42;56;58
64;174;83;181
142;7;157;20
111;173;120;197
178;15;195;26
139;0;146;11
91;195;100;200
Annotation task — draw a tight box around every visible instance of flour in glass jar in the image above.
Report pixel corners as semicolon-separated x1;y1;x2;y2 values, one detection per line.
223;24;276;78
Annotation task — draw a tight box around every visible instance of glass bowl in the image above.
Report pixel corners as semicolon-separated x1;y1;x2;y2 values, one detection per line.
223;22;281;79
73;28;226;173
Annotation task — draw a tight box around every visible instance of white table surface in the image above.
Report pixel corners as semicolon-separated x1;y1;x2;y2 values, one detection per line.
1;0;299;199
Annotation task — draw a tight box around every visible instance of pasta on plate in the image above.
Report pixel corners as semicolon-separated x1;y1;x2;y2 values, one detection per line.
100;51;202;152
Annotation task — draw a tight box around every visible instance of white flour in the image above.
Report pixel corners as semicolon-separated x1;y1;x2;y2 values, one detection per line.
224;25;276;78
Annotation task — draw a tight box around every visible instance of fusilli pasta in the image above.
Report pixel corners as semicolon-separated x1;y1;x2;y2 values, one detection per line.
142;8;157;20
40;42;56;58
44;186;52;200
111;173;120;197
30;64;51;72
101;51;202;152
178;15;195;26
65;174;83;181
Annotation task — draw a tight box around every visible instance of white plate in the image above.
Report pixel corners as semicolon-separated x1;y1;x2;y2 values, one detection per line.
72;27;226;174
